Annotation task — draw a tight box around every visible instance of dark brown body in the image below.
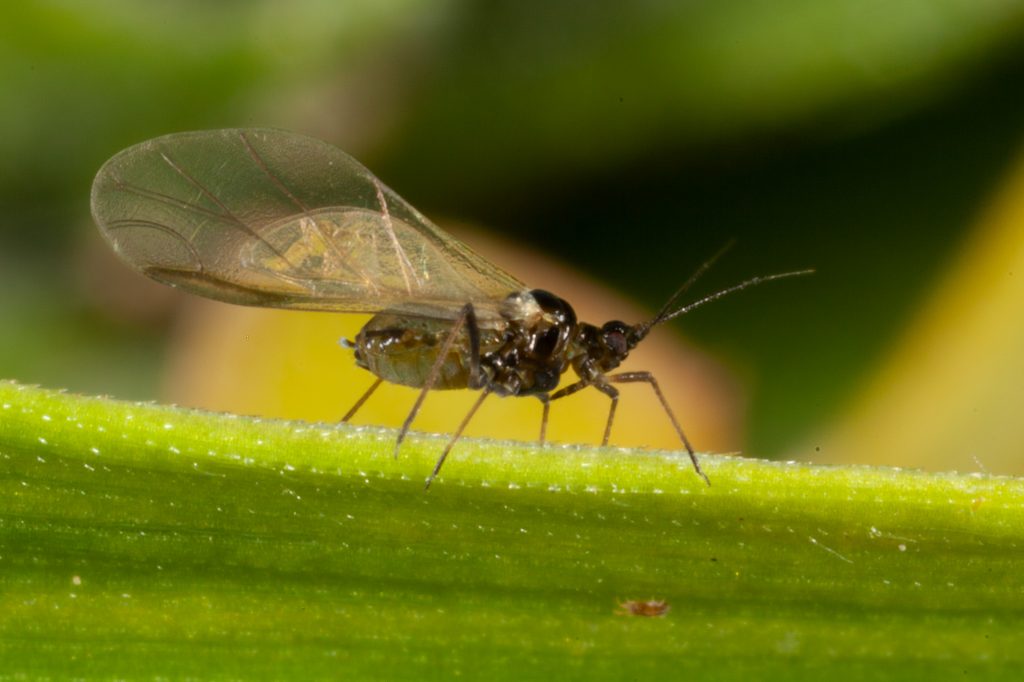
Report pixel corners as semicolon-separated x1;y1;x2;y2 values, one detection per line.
353;289;629;400
345;286;709;489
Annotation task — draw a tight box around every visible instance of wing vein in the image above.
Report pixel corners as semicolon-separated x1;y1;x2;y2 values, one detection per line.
156;151;297;269
105;218;205;271
237;131;378;293
373;177;420;294
236;131;309;212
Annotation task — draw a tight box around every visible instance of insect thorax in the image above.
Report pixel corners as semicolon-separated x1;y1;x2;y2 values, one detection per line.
352;289;581;396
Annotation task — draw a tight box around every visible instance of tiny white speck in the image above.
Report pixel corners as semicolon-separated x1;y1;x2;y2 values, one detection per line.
898;544;907;552
83;463;95;471
507;482;520;490
121;593;131;599
125;414;133;421
42;414;51;422
169;446;180;454
71;575;82;586
36;456;45;463
163;423;173;430
283;463;295;472
2;404;10;410
519;528;528;534
38;437;48;445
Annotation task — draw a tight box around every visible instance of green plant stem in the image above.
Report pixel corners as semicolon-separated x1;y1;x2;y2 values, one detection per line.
1;379;1022;680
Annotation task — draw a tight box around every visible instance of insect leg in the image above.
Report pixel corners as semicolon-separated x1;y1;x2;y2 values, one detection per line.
536;394;550;444
394;303;475;459
591;382;620;447
548;380;591;402
548;379;622;446
341;377;383;422
425;388;491;490
607;371;709;485
464;304;483;389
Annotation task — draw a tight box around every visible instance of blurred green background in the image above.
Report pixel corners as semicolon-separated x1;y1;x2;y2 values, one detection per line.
3;0;1024;468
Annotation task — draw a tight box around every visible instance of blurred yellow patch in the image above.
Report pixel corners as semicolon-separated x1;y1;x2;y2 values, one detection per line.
813;148;1024;475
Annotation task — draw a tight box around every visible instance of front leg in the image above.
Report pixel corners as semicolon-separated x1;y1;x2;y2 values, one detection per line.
606;371;709;486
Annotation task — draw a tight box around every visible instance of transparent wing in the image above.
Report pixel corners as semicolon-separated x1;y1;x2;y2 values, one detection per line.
91;128;524;315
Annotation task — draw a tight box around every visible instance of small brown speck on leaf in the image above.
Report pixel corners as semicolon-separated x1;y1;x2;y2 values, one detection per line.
616;599;670;617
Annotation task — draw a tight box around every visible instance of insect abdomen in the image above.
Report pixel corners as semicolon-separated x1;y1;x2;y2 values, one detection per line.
353;313;503;390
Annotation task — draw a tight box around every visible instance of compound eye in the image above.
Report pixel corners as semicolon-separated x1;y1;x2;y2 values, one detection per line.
601;323;629;357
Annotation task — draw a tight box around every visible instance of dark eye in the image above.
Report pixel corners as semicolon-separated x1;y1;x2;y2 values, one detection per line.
603;329;628;356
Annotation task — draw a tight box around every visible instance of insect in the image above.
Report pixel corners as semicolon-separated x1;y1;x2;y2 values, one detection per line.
91;129;809;488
